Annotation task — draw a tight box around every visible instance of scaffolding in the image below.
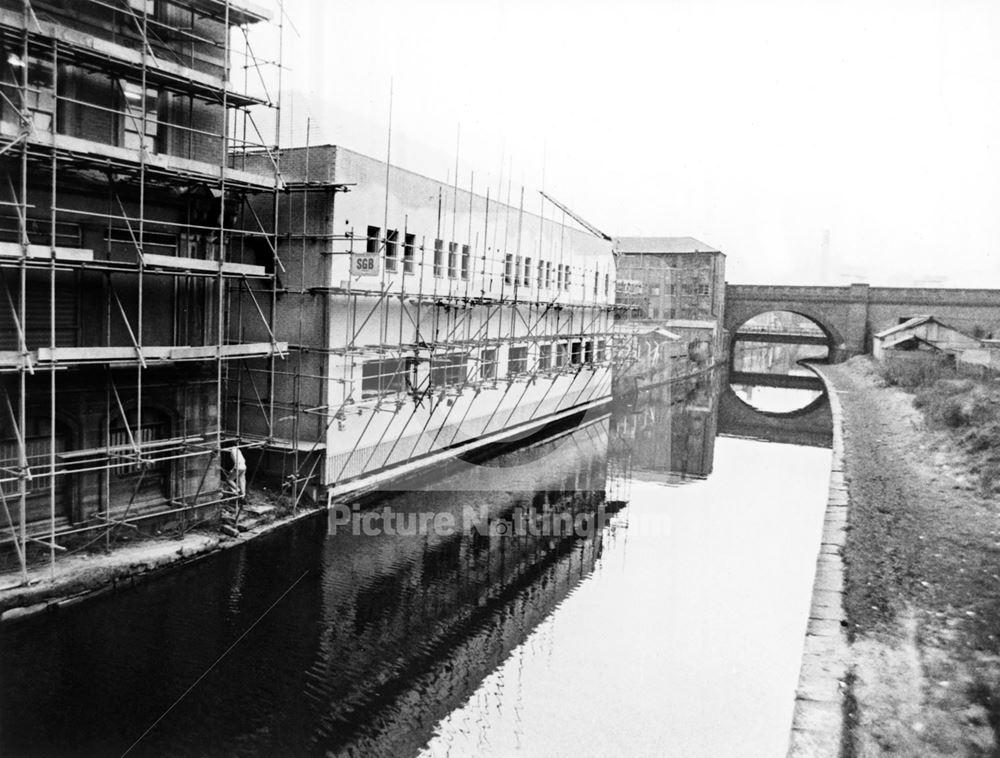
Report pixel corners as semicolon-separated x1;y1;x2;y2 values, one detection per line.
230;147;627;505
0;0;283;583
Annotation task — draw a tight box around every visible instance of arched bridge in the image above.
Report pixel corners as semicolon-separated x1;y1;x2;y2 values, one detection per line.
725;283;1000;361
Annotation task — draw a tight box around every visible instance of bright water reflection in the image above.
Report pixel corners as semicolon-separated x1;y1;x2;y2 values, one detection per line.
0;368;833;757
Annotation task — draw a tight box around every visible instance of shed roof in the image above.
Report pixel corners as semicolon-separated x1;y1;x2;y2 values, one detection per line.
613;236;722;255
873;315;965;340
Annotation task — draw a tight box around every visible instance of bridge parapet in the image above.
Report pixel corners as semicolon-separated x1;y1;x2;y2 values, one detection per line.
725;282;1000;361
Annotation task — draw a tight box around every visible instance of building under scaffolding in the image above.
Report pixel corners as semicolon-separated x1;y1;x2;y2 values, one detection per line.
0;0;282;582
235;144;618;503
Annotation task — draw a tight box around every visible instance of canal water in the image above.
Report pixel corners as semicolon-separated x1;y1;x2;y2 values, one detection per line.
0;369;832;757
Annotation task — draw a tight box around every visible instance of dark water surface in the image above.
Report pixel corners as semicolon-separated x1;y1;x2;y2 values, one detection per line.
0;369;832;757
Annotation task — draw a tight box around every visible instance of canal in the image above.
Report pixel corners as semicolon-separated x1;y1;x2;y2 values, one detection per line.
0;368;832;757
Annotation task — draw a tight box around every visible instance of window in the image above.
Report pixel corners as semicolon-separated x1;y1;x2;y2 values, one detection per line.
570;341;582;364
508;345;528;375
103;227;178;261
515;256;522;287
385;229;398;273
461;244;470;280
119;79;158;152
584;340;594;363
596;340;606;362
434;239;444;278
109;407;171;506
556;342;568;366
651;284;661;297
430;353;467;386
504;253;513;285
594;272;599;296
0;270;77;351
366;225;380;256
481;348;497;380
556;264;563;290
564;266;571;291
403;233;415;274
0;215;80;247
537;259;545;288
448;241;458;278
361;357;410;397
546;261;553;290
538;344;552;371
523;257;531;287
0;416;71;523
604;273;609;296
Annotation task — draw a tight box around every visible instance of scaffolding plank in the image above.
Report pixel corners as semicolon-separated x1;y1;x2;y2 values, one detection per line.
168;342;288;360
0;242;94;262
142;253;266;277
0;122;277;191
36;346;171;362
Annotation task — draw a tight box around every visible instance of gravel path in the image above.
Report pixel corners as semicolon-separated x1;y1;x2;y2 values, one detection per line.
821;358;1000;756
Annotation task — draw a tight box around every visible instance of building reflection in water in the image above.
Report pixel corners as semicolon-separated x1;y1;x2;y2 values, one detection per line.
1;372;835;758
1;416;616;758
611;369;721;485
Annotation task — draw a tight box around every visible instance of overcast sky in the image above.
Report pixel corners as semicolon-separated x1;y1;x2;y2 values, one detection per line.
246;0;1000;287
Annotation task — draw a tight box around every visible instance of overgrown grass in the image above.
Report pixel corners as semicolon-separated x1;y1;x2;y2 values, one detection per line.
874;355;1000;495
875;354;957;390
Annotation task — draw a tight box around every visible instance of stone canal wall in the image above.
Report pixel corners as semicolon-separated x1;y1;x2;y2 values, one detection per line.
787;363;849;756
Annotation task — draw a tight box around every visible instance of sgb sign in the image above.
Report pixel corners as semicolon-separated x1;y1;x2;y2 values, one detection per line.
350;253;380;277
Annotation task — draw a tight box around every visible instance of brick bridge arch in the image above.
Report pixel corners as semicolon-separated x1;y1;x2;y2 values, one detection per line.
724;283;1000;362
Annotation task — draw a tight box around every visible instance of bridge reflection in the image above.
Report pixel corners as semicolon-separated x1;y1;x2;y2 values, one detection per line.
718;380;832;448
729;371;825;391
612;367;833;482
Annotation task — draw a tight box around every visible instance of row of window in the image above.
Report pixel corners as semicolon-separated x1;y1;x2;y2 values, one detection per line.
365;227;610;295
359;340;608;397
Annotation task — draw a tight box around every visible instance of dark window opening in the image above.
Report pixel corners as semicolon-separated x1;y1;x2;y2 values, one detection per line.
366;225;380;255
508;345;528;375
403;233;415;274
447;241;457;279
433;239;444;278
556;342;568;366
460;244;470;280
481;347;497;380
384;229;398;272
361;357;410;397
538;344;552;370
431;353;467;386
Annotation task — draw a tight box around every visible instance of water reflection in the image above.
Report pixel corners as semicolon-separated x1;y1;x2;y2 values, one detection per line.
612;371;720;484
0;367;834;758
731;311;829;413
0;419;613;758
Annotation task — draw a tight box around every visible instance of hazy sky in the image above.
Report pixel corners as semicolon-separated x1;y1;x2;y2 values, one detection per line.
246;0;1000;287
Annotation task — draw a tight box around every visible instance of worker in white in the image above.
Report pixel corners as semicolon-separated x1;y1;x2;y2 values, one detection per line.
224;443;247;503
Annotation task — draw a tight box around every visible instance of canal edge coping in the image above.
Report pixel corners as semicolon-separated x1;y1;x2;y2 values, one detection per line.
0;505;327;624
787;363;850;757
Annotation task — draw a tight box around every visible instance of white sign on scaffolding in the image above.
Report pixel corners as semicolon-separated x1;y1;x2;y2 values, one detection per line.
350;252;380;277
